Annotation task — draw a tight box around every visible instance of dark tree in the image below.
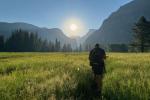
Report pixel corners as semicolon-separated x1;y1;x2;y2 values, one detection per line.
62;44;72;52
66;44;72;52
41;40;49;52
109;44;128;52
5;30;43;52
54;39;61;52
48;41;55;52
29;32;39;51
79;44;82;52
132;16;150;52
3;29;74;52
84;44;92;51
0;35;4;51
62;44;67;52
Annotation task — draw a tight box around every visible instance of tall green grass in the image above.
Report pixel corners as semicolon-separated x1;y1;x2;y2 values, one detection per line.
0;52;149;100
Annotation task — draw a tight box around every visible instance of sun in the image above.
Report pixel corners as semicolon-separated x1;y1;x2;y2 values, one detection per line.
70;24;78;31
62;18;85;37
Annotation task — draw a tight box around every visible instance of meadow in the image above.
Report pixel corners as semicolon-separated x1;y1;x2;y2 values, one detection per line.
0;52;149;100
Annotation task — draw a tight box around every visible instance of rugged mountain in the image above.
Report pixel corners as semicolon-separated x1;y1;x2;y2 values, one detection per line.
71;29;96;46
81;29;96;44
0;22;77;47
85;0;150;45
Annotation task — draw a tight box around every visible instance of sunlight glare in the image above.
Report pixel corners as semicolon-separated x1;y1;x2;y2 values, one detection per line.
70;24;78;31
62;18;85;37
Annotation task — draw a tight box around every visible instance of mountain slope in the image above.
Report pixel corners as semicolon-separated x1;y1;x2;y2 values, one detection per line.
80;29;96;44
0;22;77;47
85;0;150;45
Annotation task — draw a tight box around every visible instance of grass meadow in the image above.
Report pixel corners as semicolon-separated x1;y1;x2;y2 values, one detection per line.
0;52;150;100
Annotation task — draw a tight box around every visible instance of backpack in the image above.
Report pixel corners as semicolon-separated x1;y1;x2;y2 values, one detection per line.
89;48;104;66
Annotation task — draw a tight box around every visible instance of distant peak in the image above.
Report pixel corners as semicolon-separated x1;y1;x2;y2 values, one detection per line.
50;28;61;30
89;29;96;31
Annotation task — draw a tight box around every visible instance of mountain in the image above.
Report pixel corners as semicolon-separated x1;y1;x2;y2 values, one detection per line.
0;22;77;48
67;29;96;46
85;0;150;45
71;29;96;46
81;29;96;44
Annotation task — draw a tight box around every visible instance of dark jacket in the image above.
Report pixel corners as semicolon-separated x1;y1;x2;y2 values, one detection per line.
89;47;105;64
89;47;106;74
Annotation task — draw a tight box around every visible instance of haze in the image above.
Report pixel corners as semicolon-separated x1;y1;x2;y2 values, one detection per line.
0;0;133;37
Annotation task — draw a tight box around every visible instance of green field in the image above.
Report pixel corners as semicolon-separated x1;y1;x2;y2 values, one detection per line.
0;53;150;100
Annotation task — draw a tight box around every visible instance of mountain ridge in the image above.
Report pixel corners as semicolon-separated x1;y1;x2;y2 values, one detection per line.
85;0;150;45
0;22;77;48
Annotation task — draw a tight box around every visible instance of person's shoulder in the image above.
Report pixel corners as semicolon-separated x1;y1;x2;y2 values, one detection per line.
99;48;104;51
99;48;105;52
90;48;94;53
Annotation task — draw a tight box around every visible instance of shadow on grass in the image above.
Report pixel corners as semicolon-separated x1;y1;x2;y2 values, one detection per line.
54;69;100;100
73;73;100;100
53;69;146;100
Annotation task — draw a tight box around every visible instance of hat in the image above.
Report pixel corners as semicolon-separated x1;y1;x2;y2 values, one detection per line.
95;43;99;48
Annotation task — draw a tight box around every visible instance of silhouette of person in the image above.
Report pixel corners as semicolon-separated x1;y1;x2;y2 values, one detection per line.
89;43;106;97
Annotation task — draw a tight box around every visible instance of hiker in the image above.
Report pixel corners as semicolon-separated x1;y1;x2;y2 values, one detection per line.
89;43;106;97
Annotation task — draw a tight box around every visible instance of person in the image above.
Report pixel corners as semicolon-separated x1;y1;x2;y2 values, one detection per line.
89;43;106;97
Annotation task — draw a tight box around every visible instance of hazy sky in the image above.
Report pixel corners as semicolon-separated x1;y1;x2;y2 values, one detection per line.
0;0;133;36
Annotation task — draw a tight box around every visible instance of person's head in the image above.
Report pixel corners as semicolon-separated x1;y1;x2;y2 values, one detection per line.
95;43;100;48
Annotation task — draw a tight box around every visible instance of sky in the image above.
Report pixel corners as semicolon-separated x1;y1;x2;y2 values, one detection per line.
0;0;133;37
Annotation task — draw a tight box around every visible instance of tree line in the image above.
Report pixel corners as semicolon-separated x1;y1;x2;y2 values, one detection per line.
0;30;73;52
